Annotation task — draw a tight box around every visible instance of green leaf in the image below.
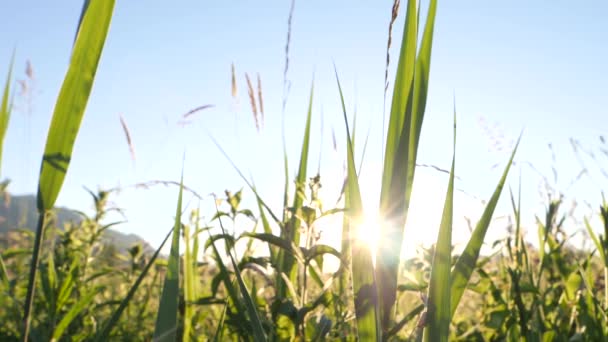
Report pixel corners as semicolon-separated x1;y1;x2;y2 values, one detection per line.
376;0;437;329
23;4;115;335
51;287;100;341
303;244;342;264
585;217;606;266
424;103;455;342
450;135;521;317
182;223;195;341
206;230;249;334
215;208;267;341
153;174;184;341
277;80;314;300
256;195;277;263
0;51;15;176
204;233;236;252
335;68;380;341
240;232;304;264
37;0;114;211
0;254;8;289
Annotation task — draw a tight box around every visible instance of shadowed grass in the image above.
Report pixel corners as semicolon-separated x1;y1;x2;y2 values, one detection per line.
152;174;184;341
423;105;456;342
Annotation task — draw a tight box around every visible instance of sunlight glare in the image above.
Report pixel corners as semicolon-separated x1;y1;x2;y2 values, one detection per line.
355;210;382;267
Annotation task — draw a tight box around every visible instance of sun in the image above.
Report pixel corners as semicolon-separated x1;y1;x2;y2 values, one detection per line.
354;209;382;266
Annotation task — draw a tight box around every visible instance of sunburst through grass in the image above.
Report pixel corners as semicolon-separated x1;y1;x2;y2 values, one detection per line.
354;210;383;266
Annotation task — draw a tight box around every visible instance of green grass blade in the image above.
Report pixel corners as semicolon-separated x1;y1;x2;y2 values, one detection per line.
214;206;267;341
182;223;194;341
153;175;184;341
411;0;437;153
95;224;175;341
376;0;438;329
23;5;114;337
585;217;605;265
277;80;314;299
380;0;418;185
0;254;8;289
450;135;521;317
51;287;99;341
424;103;455;342
212;304;228;342
256;196;277;263
206;229;249;335
37;0;114;212
73;0;91;49
0;52;15;176
336;69;379;341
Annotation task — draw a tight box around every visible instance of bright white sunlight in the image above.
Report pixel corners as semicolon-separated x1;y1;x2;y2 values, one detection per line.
0;0;606;341
355;209;383;266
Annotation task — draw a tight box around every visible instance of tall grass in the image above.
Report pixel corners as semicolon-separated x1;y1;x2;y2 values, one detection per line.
3;0;608;341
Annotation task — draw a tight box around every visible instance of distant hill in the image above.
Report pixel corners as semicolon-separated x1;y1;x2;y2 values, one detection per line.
0;193;153;253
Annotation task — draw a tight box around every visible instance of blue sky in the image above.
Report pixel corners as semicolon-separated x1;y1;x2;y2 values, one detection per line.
0;1;607;258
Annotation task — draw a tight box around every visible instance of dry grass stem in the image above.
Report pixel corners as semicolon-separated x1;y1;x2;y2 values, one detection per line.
245;72;260;132
182;104;214;119
119;114;136;162
231;62;238;100
256;73;264;128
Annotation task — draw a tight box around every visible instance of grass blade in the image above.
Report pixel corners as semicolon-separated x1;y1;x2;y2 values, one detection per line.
585;217;605;265
182;223;194;341
37;0;114;212
0;52;14;176
336;68;379;341
23;3;114;338
450;135;521;317
51;287;99;341
424;103;455;342
214;205;267;341
277;80;314;299
376;0;437;329
95;224;175;341
153;174;184;341
206;227;250;337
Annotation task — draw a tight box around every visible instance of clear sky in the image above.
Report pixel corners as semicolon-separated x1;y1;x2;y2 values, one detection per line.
0;1;607;259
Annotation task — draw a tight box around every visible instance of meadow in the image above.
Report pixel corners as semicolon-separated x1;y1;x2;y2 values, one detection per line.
1;0;608;341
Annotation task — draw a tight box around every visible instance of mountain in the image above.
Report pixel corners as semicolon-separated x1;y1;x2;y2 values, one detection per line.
0;193;153;253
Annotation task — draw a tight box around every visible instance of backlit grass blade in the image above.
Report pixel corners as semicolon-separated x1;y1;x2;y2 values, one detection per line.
410;0;437;153
450;135;521;317
338;109;361;317
336;69;379;341
153;174;184;341
0;53;14;176
376;0;437;329
95;224;175;341
37;0;114;212
424;105;455;342
277;80;314;300
22;2;114;340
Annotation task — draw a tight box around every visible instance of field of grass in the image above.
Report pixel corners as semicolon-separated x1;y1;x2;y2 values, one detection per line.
1;0;608;341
